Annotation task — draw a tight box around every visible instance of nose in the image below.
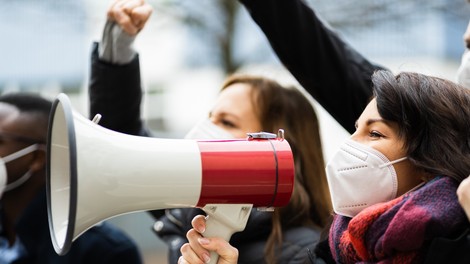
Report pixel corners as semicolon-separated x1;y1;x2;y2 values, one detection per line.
350;131;359;142
208;116;216;124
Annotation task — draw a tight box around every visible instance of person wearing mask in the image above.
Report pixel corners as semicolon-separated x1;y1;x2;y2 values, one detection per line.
0;93;143;263
156;75;332;263
241;0;470;263
179;70;470;264
456;20;470;88
89;1;336;263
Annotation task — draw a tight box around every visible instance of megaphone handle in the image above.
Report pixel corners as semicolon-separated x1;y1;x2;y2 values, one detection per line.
201;204;253;264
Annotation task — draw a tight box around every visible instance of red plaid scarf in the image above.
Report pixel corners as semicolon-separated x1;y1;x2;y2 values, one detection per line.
329;176;467;263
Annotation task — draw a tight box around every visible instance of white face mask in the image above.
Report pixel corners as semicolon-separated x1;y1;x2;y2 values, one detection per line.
457;50;470;89
184;118;235;139
325;139;407;217
0;144;40;197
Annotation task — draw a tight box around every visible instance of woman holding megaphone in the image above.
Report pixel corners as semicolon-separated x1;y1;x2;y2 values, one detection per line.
90;1;340;263
92;1;470;264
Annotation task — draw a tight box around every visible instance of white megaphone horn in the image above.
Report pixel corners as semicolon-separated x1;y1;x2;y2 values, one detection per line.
46;93;295;263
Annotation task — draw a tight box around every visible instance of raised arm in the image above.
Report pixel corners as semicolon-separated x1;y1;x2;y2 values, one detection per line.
239;0;387;133
89;0;152;136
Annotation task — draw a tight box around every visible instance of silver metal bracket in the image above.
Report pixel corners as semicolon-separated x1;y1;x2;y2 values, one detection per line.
247;132;277;140
246;129;285;140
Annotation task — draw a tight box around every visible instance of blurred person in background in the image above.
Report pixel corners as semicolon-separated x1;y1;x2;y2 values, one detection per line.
455;11;470;262
0;93;143;264
90;0;334;262
456;19;470;88
155;74;334;264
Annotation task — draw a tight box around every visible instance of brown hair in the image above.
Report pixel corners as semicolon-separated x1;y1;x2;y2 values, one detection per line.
373;70;470;183
221;74;332;263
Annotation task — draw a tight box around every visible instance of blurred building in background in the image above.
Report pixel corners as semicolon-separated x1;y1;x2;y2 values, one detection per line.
1;0;469;263
0;0;87;92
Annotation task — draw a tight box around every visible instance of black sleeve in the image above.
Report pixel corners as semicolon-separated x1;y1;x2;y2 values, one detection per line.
89;42;149;137
89;42;157;220
153;208;204;263
73;223;144;264
239;0;387;133
423;228;470;264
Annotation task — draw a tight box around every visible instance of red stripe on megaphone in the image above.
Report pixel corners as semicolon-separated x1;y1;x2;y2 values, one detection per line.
195;138;294;208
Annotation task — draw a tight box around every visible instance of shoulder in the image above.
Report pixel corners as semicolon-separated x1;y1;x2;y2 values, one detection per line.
276;226;322;263
83;222;133;244
70;222;143;263
236;225;321;264
424;227;470;264
77;222;138;250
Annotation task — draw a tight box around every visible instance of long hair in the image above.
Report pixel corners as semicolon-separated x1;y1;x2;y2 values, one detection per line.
221;75;332;263
372;70;470;183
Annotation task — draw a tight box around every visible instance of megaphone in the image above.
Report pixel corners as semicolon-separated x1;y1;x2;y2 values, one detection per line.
46;93;294;262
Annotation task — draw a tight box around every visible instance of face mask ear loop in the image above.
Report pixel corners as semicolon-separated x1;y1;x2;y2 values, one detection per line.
2;144;41;192
2;144;39;163
4;170;32;192
378;156;408;169
403;181;426;196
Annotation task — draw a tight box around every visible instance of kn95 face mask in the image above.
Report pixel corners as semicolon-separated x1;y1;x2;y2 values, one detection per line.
325;139;407;217
184;118;235;139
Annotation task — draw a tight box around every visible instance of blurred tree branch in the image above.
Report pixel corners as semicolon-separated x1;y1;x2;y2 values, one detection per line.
147;0;470;74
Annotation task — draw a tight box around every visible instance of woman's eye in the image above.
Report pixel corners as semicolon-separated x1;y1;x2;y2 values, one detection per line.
369;131;384;138
221;119;236;128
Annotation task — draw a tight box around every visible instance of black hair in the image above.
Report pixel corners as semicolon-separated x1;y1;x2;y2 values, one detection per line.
372;70;470;182
0;92;52;142
0;92;52;117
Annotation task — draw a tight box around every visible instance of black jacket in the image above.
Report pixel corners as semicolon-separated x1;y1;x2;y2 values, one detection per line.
89;43;321;263
155;208;321;264
2;188;142;264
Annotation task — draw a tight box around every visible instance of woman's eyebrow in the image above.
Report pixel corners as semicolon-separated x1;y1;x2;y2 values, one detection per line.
355;118;388;128
366;118;386;126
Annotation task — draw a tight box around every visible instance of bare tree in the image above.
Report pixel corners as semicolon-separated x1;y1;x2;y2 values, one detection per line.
148;0;241;74
307;0;469;28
